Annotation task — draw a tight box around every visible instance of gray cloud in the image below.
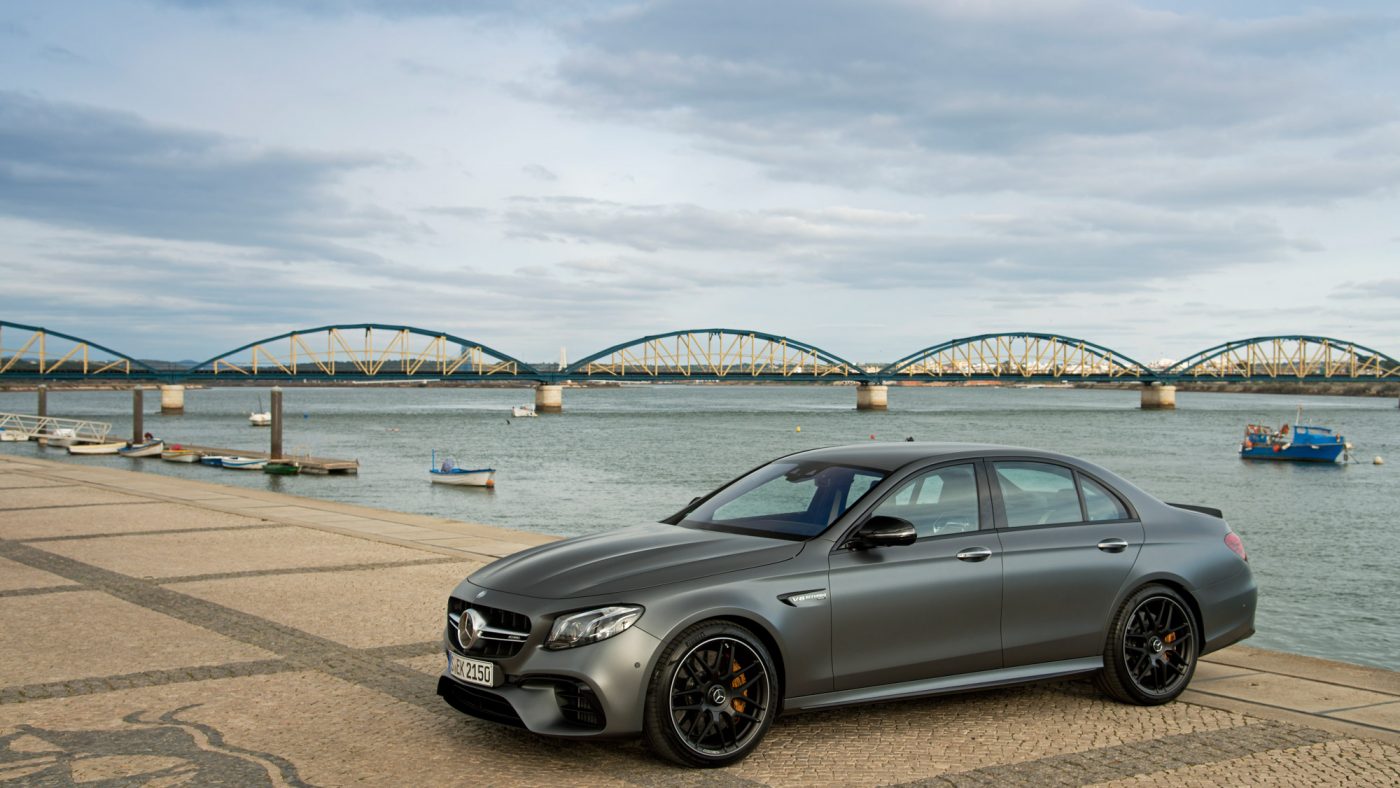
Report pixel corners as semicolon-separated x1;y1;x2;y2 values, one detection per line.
0;91;398;263
521;163;558;182
548;0;1400;205
502;196;1311;290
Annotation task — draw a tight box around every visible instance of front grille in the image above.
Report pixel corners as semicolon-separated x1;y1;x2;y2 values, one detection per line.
447;599;532;658
552;679;607;730
437;676;523;728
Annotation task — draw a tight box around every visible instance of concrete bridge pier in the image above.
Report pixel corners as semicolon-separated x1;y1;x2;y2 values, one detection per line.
160;385;185;414
1141;382;1177;410
535;384;563;413
856;383;888;411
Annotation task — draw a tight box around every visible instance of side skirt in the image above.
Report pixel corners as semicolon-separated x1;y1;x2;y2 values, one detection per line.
783;657;1103;713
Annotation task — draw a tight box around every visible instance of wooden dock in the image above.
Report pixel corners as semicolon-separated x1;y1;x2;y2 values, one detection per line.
168;444;359;474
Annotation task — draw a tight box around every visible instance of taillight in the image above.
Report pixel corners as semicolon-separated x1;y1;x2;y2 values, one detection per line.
1224;532;1247;562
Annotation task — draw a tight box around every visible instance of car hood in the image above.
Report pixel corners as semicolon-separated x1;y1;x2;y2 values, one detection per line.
469;523;803;599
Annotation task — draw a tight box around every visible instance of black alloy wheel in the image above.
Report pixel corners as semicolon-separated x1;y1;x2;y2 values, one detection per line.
1098;584;1198;705
644;621;777;767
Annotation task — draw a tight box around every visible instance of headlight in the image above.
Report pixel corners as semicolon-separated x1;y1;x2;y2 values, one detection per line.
545;605;643;650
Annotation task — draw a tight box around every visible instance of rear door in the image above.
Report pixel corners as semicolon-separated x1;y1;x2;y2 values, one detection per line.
828;462;1003;690
990;460;1144;667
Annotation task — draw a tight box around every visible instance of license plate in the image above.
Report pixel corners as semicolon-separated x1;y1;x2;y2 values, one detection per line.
449;654;495;687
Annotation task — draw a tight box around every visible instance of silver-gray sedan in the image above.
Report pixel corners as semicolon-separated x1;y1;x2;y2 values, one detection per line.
439;443;1256;767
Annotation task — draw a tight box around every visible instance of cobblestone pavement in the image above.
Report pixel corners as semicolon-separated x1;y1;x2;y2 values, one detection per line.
1;456;1398;786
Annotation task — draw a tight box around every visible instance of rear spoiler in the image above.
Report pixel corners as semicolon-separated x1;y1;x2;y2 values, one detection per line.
1167;502;1223;519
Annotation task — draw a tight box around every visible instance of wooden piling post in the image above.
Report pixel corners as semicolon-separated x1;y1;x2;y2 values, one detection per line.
270;387;283;459
132;387;144;444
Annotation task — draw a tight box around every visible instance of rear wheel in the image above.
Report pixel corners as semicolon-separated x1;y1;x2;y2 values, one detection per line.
643;621;777;768
1097;584;1198;705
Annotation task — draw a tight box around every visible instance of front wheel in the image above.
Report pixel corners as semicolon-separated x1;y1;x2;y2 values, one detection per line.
1097;584;1198;705
643;621;777;768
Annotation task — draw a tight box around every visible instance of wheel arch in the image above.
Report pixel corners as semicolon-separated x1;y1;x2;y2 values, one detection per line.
1109;573;1205;653
647;609;789;699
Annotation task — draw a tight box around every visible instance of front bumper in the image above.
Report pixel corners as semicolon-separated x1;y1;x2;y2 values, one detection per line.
437;584;662;737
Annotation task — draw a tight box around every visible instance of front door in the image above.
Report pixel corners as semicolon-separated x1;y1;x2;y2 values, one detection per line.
829;462;1003;690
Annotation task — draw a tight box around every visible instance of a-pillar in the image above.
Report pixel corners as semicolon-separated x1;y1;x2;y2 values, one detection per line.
856;383;888;411
160;384;185;414
1141;383;1177;410
535;384;563;413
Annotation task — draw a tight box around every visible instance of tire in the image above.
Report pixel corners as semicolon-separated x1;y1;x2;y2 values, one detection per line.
1097;584;1199;705
643;620;778;768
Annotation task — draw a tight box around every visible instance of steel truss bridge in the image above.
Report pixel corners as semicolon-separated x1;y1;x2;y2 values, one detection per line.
1;321;1397;386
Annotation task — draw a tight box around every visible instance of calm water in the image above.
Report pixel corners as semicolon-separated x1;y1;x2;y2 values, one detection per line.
2;385;1397;671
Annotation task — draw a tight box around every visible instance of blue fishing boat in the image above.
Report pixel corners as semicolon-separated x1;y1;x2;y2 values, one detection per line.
1240;407;1347;463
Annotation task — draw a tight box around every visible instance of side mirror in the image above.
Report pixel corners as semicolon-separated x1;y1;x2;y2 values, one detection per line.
851;515;917;549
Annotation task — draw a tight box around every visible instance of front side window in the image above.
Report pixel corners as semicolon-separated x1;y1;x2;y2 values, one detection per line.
869;464;980;537
685;461;888;539
993;461;1083;527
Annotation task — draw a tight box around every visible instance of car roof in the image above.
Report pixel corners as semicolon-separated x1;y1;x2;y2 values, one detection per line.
788;442;1081;472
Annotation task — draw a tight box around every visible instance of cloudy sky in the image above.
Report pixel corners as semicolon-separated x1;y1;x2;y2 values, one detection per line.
2;0;1398;364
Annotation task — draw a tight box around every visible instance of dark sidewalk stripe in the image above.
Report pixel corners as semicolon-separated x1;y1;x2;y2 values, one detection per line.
362;641;443;660
897;719;1341;787
22;522;287;543
0;484;82;490
158;556;465;585
0;537;456;715
0;584;85;598
0;659;297;705
0;501;162;513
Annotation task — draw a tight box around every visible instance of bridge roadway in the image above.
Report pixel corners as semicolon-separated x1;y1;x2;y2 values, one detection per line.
1;454;1397;785
2;322;1398;411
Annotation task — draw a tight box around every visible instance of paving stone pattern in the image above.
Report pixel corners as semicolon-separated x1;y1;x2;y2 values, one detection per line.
1;457;1397;786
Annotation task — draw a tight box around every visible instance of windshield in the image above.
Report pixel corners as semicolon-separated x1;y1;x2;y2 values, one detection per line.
682;461;888;539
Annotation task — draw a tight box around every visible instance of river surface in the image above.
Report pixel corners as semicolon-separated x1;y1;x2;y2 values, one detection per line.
2;384;1397;671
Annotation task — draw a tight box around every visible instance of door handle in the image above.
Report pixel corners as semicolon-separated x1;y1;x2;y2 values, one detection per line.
1097;538;1129;553
956;547;993;562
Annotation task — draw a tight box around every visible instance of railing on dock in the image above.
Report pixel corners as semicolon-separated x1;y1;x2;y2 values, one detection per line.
0;413;112;443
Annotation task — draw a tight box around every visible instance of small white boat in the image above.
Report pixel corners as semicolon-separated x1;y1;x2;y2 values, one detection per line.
249;394;271;426
162;447;202;463
429;452;495;487
119;440;164;458
0;428;27;441
511;405;538;418
46;428;79;447
201;455;235;467
68;442;127;455
221;456;268;470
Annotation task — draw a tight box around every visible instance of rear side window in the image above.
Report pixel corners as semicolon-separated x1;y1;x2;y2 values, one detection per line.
1081;476;1129;521
993;462;1081;527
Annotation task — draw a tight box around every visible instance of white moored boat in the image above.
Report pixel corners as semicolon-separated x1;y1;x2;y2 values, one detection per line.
0;429;27;442
429;452;495;487
249;395;271;426
511;405;537;418
221;456;268;470
161;447;202;463
119;440;164;458
68;442;127;455
45;428;79;447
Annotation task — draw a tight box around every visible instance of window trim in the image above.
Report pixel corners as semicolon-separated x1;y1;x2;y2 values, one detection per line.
986;457;1139;531
831;459;993;550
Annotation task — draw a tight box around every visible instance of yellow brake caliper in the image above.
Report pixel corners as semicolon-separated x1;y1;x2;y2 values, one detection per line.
730;661;747;713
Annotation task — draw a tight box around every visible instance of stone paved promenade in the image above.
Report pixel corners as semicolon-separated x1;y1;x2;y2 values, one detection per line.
1;455;1397;786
